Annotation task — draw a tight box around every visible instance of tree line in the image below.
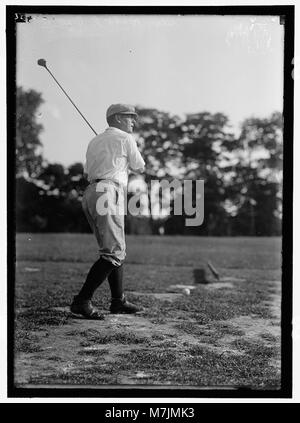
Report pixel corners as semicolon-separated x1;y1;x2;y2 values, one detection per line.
15;86;282;236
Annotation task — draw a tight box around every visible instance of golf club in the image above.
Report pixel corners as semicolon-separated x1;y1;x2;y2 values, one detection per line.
207;261;220;280
37;58;98;136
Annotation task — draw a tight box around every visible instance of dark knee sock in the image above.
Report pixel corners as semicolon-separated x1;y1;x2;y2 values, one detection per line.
77;257;116;300
108;264;123;299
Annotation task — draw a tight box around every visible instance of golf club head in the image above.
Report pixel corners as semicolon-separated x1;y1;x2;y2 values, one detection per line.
37;58;47;68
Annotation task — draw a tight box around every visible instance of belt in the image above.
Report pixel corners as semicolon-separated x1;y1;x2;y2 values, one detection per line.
90;178;121;187
90;179;105;184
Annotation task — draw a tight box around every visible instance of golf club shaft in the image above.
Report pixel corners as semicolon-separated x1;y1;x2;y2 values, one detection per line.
207;261;220;280
45;66;98;136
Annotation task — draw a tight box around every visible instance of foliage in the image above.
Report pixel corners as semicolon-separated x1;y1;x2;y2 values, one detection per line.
220;112;283;235
135;107;184;180
15;87;283;235
16;87;44;178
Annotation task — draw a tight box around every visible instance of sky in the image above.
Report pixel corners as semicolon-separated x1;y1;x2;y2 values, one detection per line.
16;13;284;167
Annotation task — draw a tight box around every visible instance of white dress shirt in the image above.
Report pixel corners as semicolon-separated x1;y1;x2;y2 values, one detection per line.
84;127;145;187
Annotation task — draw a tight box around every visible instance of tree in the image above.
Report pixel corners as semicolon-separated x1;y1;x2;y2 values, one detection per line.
221;112;283;235
36;162;90;232
135;107;184;179
134;107;184;230
181;112;234;179
135;109;236;235
177;112;234;235
16;177;47;232
16;87;44;178
66;162;89;199
38;163;67;194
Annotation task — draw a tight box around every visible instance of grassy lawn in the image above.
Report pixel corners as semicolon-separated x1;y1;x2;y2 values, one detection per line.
14;234;282;389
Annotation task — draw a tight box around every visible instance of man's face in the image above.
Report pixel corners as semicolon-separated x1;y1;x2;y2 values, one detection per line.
117;114;137;134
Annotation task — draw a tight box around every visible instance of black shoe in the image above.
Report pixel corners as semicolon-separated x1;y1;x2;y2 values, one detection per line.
70;296;104;320
110;295;144;314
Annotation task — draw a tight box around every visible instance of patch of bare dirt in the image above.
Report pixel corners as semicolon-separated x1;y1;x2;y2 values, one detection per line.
15;279;281;386
204;282;234;290
127;291;183;302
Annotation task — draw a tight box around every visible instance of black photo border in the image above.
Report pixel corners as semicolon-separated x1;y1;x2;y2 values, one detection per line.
6;4;294;399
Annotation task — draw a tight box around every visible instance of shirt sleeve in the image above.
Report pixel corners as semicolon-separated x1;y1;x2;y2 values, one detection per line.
126;134;145;171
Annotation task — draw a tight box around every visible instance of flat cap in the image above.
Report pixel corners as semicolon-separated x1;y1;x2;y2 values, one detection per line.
106;103;138;119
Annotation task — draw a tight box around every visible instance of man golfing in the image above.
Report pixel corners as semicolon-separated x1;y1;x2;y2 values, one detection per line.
70;104;145;318
37;61;145;318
